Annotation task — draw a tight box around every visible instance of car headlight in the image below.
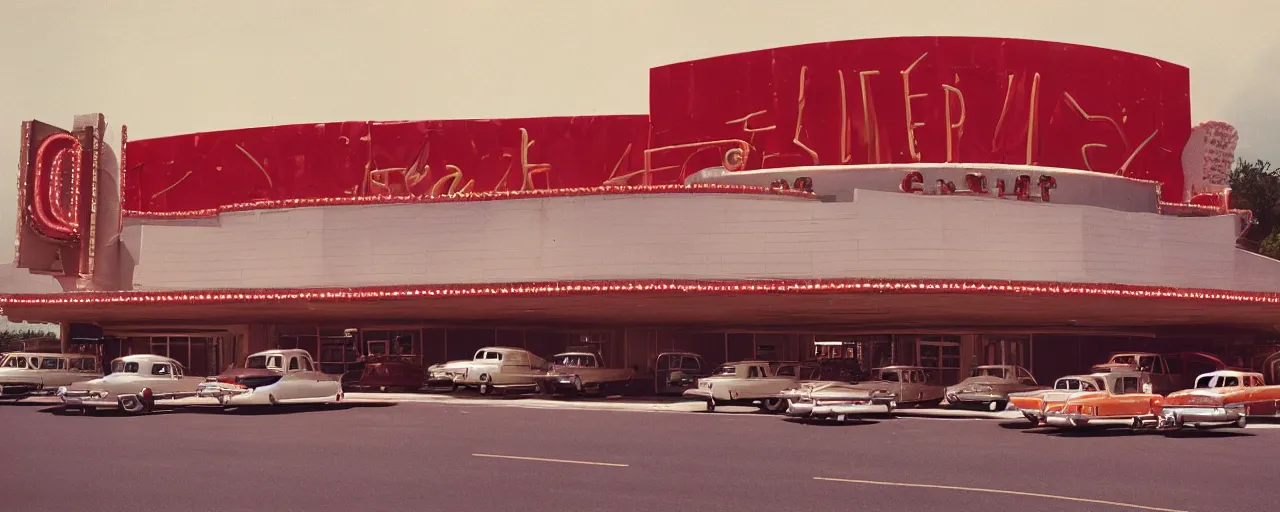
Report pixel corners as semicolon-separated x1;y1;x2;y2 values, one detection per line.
56;386;67;396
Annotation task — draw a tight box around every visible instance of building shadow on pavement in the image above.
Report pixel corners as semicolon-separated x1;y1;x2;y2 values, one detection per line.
37;401;394;417
781;417;881;427
1022;426;1255;438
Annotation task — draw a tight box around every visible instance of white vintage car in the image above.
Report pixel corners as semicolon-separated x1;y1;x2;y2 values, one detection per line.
426;347;550;395
196;349;343;407
57;354;206;414
0;352;102;399
778;381;898;422
534;350;636;395
683;360;821;412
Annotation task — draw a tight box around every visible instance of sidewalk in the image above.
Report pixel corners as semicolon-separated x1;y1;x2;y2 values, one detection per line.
342;391;1026;419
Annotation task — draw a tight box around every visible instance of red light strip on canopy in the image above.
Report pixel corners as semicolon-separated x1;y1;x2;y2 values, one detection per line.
121;183;817;220
3;278;1280;308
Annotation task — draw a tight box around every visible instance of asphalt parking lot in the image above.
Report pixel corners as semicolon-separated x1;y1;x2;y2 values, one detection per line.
2;399;1276;512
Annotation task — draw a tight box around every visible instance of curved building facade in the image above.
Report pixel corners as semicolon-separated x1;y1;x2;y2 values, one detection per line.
5;37;1279;385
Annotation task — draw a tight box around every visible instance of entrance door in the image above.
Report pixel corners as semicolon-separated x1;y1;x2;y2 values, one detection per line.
916;336;961;385
983;336;1031;369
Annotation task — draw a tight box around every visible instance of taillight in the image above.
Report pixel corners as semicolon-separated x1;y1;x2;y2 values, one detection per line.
219;376;246;389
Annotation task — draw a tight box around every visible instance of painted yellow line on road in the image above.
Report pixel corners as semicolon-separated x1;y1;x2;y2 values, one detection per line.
813;477;1186;512
471;453;628;467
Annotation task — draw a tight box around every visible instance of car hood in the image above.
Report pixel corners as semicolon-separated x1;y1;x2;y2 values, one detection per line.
950;376;1013;388
429;359;474;370
216;368;281;380
1090;363;1136;372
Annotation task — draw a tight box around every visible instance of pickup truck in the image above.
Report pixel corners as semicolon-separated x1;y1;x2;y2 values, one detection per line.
1090;352;1226;395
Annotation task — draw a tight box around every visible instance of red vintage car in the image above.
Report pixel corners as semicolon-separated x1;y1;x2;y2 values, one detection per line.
342;355;425;392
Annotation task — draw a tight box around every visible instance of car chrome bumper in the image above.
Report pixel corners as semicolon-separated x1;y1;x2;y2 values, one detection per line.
57;389;113;407
682;389;713;400
786;402;893;418
1044;413;1159;428
1161;406;1244;426
946;392;1004;404
1018;409;1044;423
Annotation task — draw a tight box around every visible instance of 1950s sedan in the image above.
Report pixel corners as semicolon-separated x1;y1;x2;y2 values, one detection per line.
1043;370;1164;429
684;360;820;412
535;349;636;396
777;380;897;422
427;347;550;395
856;366;945;407
945;365;1044;411
197;349;343;407
58;354;206;414
1008;373;1106;425
1;352;102;399
1159;370;1279;429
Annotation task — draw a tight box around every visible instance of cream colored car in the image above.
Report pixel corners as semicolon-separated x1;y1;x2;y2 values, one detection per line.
58;354;206;414
196;349;343;407
535;351;636;395
426;347;551;395
683;360;820;412
0;352;102;399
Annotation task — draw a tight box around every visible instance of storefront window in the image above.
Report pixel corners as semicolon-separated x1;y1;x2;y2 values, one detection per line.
917;336;961;384
139;336;220;376
318;328;360;375
982;335;1031;369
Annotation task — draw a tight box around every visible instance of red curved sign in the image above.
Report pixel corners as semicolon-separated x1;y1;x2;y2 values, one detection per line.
122;37;1193;214
650;37;1191;202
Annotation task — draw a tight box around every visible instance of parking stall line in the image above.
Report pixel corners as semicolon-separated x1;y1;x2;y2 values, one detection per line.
471;453;629;467
812;477;1187;512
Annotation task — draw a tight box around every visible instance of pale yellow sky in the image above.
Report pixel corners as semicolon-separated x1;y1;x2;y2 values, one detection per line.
1;0;1277;261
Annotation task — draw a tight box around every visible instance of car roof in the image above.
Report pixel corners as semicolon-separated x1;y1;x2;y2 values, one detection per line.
1058;374;1105;381
1111;352;1159;357
476;346;527;353
553;352;597;357
876;365;925;371
974;365;1018;369
249;349;314;358
1197;370;1263;379
112;354;180;365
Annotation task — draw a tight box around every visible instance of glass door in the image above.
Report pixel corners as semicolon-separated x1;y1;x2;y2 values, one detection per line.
982;335;1031;369
916;336;961;385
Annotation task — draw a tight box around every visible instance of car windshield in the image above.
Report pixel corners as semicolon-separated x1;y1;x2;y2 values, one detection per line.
0;355;26;368
555;355;596;367
971;367;1007;378
246;356;269;369
712;365;736;376
1111;355;1137;365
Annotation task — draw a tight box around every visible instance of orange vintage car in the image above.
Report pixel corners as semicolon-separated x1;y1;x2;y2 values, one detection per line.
1043;370;1164;429
1159;370;1279;429
1007;373;1106;425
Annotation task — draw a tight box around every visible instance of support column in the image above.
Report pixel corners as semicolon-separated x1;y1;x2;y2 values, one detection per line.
59;322;71;353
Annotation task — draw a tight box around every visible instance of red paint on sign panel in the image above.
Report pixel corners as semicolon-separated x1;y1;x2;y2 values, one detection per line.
650;37;1191;201
122;37;1194;215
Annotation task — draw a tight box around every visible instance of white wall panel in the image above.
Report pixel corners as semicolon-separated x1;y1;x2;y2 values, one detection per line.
123;190;1280;294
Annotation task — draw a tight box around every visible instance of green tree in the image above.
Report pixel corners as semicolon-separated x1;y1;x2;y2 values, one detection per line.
1229;158;1280;249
